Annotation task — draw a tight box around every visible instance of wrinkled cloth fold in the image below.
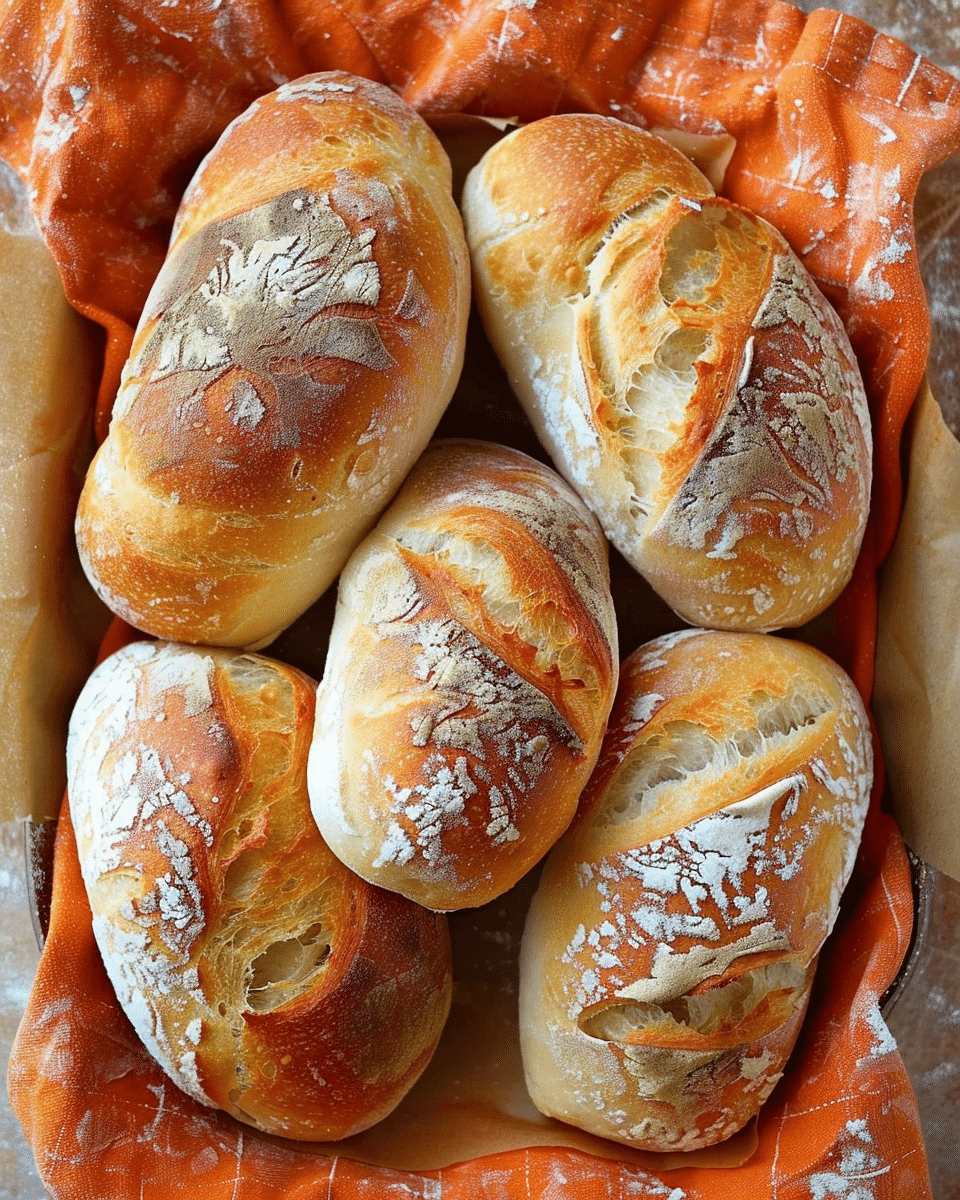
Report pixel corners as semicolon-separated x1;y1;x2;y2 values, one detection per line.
5;1;960;1196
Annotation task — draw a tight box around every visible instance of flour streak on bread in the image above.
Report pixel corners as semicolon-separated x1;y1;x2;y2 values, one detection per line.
67;640;452;1141
462;115;872;632
518;629;872;1151
308;439;619;911
76;72;470;649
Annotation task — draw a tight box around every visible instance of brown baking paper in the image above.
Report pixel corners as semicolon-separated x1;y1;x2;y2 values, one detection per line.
0;165;105;825
3;0;960;1197
875;383;960;882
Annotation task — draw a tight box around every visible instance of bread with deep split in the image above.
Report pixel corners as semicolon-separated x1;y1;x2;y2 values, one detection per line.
67;639;453;1141
307;438;619;911
461;115;872;632
75;71;471;649
518;628;873;1151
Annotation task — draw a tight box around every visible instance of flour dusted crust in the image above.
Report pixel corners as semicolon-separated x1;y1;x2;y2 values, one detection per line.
307;438;619;911
462;115;872;632
518;628;873;1151
67;640;452;1141
75;72;470;649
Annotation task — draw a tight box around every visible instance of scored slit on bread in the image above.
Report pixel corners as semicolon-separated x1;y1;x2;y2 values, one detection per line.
307;439;619;912
462;115;872;633
518;628;872;1153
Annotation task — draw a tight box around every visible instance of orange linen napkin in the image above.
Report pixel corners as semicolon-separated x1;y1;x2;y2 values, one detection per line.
4;1;959;1196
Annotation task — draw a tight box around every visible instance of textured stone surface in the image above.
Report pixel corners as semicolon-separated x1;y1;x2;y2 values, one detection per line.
886;867;960;1200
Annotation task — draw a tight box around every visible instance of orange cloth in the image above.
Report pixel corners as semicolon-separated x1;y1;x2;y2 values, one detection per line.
4;1;959;1195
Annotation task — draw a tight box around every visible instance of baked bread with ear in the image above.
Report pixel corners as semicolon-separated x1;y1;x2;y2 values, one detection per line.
308;438;619;911
75;71;471;650
462;115;872;632
67;639;453;1142
518;628;872;1151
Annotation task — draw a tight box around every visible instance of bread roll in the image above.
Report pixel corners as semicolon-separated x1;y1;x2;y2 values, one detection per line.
75;72;471;650
462;115;872;632
66;639;452;1141
518;628;872;1151
308;438;619;911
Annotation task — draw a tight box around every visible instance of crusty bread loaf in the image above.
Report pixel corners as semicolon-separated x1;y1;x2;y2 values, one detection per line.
75;72;471;650
518;628;872;1152
462;115;872;632
66;639;452;1141
307;438;619;911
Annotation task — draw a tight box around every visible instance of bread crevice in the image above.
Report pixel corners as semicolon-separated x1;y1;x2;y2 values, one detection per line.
245;925;333;1013
594;685;833;828
579;959;807;1044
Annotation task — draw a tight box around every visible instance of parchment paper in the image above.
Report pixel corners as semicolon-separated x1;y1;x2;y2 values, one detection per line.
874;385;960;881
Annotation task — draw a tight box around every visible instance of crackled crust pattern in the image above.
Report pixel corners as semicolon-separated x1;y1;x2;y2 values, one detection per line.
308;439;618;911
519;629;873;1152
67;640;453;1141
463;116;872;632
75;72;470;650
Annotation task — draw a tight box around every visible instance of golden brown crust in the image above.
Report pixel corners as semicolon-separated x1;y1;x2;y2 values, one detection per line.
76;72;470;649
308;438;619;911
67;640;452;1141
518;628;873;1151
462;114;872;632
